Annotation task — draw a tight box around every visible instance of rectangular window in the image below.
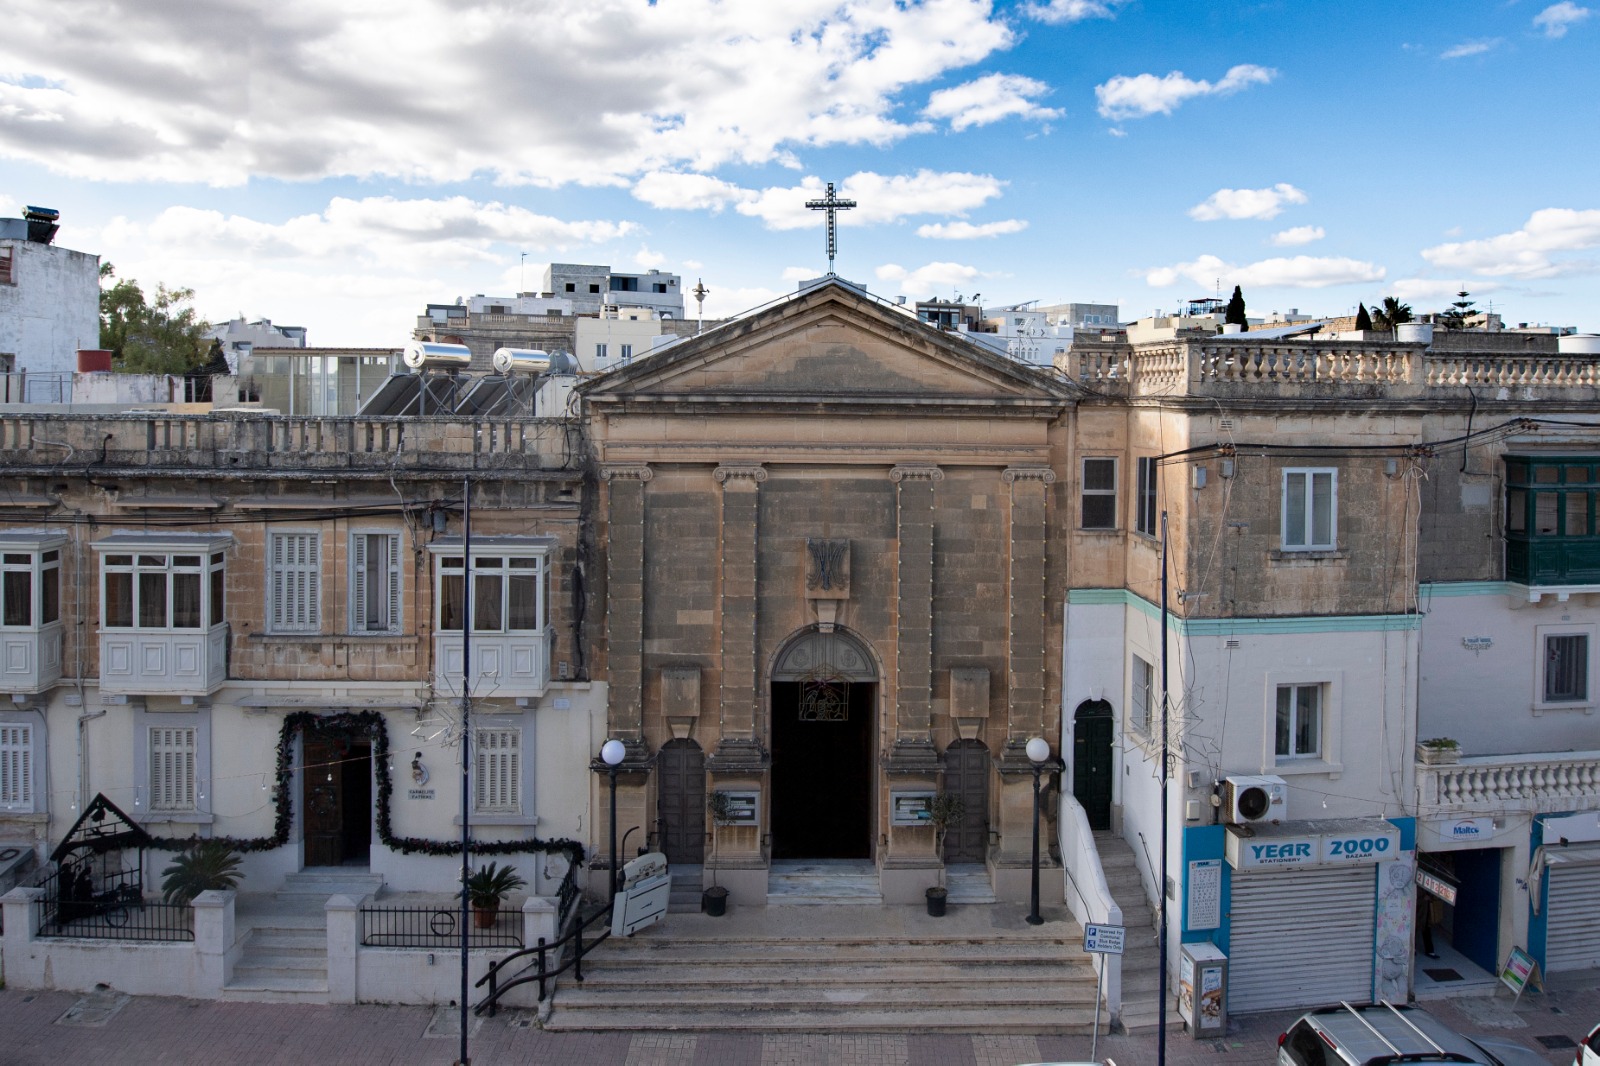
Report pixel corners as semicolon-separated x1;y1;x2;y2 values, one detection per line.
564;282;575;292
595;343;608;360
438;553;547;634
0;723;32;809
350;532;401;634
149;726;196;811
1131;655;1153;734
1081;457;1118;530
268;532;320;633
474;728;521;813
1282;469;1337;550
0;247;12;286
1545;633;1589;702
1136;457;1159;537
1275;684;1322;760
102;551;220;631
620;344;633;360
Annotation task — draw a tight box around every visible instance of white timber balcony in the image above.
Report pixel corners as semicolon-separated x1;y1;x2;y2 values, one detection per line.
100;624;229;697
93;532;232;698
433;629;552;700
1417;751;1600;816
1;621;62;695
429;536;555;702
0;531;67;696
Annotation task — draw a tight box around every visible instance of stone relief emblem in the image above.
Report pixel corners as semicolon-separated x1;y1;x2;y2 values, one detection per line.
805;538;849;593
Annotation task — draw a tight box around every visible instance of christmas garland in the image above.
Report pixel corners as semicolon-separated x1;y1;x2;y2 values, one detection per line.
149;709;587;866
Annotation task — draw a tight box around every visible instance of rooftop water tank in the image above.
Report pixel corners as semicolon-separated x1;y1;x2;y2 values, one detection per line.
402;341;472;370
1396;322;1434;345
491;348;550;375
1557;334;1600;355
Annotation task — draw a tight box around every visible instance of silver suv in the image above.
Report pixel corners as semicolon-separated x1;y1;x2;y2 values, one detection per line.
1277;1002;1549;1065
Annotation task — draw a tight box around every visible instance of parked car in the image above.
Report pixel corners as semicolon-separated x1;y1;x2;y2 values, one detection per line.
1577;1019;1600;1065
1278;1002;1549;1065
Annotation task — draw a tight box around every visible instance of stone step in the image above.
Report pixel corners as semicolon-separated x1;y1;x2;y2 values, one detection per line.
577;963;1097;993
245;932;325;958
221;974;330;1004
598;938;1077;962
233;955;330;980
563;980;1094;1008
1118;1001;1186;1036
545;1002;1105;1034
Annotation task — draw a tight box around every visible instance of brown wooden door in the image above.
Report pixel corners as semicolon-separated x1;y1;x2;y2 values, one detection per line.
303;732;344;867
942;739;990;863
656;739;705;864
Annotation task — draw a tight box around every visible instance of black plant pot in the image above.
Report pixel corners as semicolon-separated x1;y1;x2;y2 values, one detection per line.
703;886;729;916
925;886;947;917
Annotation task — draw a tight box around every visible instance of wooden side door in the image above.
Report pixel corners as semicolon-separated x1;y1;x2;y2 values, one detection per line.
942;739;990;863
656;739;705;864
1073;700;1115;831
303;731;344;867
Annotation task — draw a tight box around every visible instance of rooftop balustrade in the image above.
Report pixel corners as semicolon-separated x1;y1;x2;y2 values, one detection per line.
1417;751;1600;816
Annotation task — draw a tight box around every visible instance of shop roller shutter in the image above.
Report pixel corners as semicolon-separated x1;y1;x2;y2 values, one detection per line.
1545;861;1600;972
1227;865;1376;1013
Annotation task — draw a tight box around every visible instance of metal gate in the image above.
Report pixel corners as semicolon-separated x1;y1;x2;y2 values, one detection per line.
656;738;705;865
1545;860;1600;972
941;739;989;864
1227;865;1376;1012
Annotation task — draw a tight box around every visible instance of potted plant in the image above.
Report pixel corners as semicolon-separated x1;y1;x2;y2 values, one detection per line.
925;792;966;917
1416;737;1461;766
160;840;244;904
703;791;733;916
465;861;527;928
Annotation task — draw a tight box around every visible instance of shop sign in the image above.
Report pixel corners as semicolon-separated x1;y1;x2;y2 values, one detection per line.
1499;946;1543;1000
1227;825;1400;869
1447;818;1492;841
1415;867;1458;905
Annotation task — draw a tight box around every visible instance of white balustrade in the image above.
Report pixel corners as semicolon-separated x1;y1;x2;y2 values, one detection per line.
1418;751;1600;815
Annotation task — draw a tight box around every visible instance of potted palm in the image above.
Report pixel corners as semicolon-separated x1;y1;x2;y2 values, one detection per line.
925;792;966;917
466;861;527;928
160;840;244;904
703;791;733;916
1416;737;1461;766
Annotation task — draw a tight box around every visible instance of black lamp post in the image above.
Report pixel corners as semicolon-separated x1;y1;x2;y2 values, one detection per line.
600;739;626;903
1025;736;1051;926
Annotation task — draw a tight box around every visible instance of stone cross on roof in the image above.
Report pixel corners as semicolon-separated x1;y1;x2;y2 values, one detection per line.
804;181;857;276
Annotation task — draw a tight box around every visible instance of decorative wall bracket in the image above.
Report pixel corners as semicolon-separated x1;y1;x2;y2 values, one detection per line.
805;537;851;631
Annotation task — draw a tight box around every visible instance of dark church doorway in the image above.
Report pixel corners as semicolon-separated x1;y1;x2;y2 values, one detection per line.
941;739;990;863
303;722;372;867
770;680;875;859
657;738;706;864
1072;699;1115;832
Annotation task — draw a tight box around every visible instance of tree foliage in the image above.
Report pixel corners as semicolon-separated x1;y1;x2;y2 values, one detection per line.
1224;285;1248;331
1354;303;1373;331
1370;297;1414;330
99;263;210;375
1439;289;1476;329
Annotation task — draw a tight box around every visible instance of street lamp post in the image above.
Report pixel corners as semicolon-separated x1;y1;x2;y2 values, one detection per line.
1025;736;1051;926
600;739;626;903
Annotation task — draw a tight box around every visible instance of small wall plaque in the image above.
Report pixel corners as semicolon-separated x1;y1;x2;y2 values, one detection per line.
891;790;936;826
407;788;436;801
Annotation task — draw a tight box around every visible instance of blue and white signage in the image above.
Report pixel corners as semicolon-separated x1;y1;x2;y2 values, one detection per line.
1226;822;1401;870
1447;818;1492;841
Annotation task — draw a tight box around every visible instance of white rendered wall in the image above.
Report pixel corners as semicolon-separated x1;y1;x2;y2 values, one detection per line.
0;240;99;376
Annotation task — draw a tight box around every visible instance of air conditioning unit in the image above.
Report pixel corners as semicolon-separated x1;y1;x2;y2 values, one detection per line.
1222;775;1288;825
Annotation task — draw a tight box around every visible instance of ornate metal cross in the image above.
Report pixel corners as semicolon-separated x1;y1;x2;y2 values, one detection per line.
804;181;857;276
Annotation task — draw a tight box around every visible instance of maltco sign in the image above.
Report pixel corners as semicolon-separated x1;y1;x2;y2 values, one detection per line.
1226;823;1401;870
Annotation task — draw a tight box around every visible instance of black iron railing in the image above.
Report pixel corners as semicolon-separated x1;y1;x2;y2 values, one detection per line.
34;866;194;942
360;904;523;949
474;863;597;1017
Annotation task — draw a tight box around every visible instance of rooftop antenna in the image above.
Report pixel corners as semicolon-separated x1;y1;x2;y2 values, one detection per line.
520;252;527;294
804;181;856;276
692;279;709;335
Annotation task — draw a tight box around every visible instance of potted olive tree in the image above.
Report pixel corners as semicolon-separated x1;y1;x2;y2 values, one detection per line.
703;791;733;916
1416;737;1461;766
466;861;527;928
925;792;966;917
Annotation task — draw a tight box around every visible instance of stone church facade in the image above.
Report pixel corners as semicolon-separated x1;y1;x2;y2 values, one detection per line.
583;280;1079;902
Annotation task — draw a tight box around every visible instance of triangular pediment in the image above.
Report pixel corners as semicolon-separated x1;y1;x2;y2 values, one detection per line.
583;280;1078;407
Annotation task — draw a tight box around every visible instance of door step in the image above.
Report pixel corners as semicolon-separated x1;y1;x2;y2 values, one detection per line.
768;860;881;905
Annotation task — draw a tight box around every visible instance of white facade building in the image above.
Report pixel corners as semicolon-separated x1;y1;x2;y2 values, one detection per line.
0;208;99;393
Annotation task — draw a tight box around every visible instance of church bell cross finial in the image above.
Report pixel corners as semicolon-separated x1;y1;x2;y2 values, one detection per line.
804;181;857;276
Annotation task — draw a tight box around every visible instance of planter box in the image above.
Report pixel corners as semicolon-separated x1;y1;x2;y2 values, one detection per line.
1416;745;1460;766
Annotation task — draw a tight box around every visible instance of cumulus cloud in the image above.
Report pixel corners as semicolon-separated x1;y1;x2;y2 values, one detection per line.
736;170;1006;230
922;73;1061;131
874;260;983;299
1095;64;1276;120
916;219;1029;239
631;172;755;212
1534;2;1591;37
0;0;1015;186
1021;0;1129;24
1189;184;1308;222
1442;39;1501;58
1270;226;1326;247
1420;208;1600;278
1146;253;1385;290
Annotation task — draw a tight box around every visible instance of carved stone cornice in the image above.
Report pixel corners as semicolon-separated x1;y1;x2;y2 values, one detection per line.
713;464;768;484
889;466;944;482
600;464;653;482
1002;467;1056;484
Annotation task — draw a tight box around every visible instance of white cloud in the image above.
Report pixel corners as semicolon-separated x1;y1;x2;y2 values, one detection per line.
1095;64;1276;121
1534;2;1591;38
0;0;1015;186
1389;278;1504;307
1270;226;1326;247
736;170;1006;230
916;219;1029;239
1441;39;1501;59
922;73;1061;131
1146;253;1385;290
1022;0;1129;23
874;260;983;299
1189;184;1308;222
1420;208;1600;278
631;172;755;212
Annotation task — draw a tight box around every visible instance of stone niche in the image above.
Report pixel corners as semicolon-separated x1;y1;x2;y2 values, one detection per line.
660;665;701;740
949;666;991;740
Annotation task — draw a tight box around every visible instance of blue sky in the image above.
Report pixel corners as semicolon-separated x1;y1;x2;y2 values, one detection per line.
1;0;1597;345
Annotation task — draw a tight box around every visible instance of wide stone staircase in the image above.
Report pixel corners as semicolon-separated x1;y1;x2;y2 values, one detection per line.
225;869;384;1003
544;894;1103;1033
1092;831;1182;1035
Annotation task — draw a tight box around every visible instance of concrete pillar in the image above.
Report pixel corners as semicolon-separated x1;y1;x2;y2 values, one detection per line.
324;893;362;1004
1;886;43;988
522;895;557;948
191;889;236;997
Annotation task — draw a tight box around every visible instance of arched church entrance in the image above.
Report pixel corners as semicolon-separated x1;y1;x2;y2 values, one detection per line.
769;629;877;860
1072;699;1115;831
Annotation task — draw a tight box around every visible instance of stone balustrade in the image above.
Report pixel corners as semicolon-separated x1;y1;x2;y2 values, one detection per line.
1417;751;1600;815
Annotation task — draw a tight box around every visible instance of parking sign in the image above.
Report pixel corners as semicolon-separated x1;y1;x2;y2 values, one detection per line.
1083;923;1125;955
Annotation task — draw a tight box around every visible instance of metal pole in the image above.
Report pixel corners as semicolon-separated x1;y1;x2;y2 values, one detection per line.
1027;763;1044;925
458;478;472;1066
608;764;620;903
1157;509;1170;1066
1092;951;1104;1062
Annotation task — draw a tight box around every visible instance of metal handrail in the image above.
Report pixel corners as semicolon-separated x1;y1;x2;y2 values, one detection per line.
473;899;612;1016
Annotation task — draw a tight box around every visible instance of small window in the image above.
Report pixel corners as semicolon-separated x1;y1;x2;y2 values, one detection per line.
474;727;521;813
0;247;13;286
564;282;575;292
653;283;667;293
268;532;320;634
0;722;33;810
1131;655;1153;734
1275;684;1322;760
1545;633;1589;702
1135;457;1159;537
149;726;197;811
350;532;401;634
596;343;607;360
589;284;600;294
437;552;548;634
1081;457;1118;529
1282;468;1337;550
102;549;222;631
620;344;633;360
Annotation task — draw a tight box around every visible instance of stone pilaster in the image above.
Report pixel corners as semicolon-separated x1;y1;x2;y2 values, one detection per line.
601;464;650;739
886;465;942;774
714;464;765;749
1003;467;1053;743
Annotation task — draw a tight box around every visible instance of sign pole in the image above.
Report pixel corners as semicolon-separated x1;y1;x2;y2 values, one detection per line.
1092;952;1104;1062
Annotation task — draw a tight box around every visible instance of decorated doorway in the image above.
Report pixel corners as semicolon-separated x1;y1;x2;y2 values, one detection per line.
302;719;373;867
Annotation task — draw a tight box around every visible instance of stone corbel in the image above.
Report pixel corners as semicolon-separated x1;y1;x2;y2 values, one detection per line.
804;537;851;632
600;464;653;483
1001;467;1056;485
713;464;767;486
